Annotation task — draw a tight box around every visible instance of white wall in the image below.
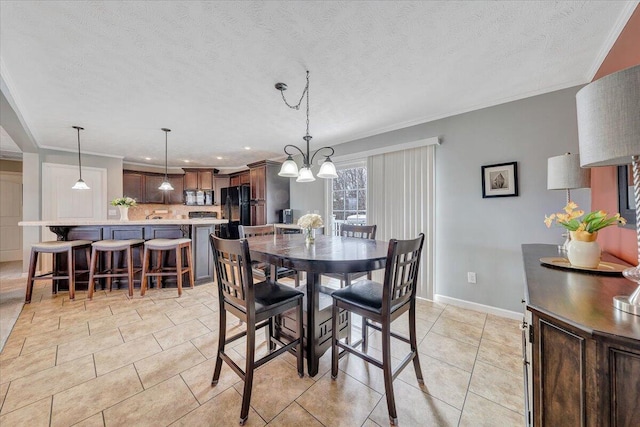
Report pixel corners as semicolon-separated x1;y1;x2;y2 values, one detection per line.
291;86;590;312
21;149;123;270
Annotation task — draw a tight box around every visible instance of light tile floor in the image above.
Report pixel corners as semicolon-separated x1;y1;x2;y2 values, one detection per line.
0;269;525;426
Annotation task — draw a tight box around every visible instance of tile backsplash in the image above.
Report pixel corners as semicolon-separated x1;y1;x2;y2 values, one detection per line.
108;204;221;220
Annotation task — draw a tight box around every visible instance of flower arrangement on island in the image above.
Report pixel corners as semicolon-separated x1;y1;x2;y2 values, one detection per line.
544;201;626;240
110;197;137;208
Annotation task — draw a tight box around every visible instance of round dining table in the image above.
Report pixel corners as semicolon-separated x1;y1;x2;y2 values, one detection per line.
246;233;389;376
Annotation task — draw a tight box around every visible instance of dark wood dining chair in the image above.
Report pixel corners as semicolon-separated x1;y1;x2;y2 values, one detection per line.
324;224;377;288
239;224;300;287
330;233;425;426
209;235;304;425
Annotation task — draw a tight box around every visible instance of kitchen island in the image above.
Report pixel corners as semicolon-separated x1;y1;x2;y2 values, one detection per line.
19;218;228;286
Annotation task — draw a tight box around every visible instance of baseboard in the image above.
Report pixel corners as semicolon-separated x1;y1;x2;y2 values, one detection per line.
432;294;522;320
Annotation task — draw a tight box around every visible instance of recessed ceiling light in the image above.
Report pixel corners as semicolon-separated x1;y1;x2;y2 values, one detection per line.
216;156;223;160
244;146;251;150
144;157;151;161
184;160;190;163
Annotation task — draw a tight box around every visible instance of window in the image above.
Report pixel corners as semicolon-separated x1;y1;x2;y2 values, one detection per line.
330;162;367;234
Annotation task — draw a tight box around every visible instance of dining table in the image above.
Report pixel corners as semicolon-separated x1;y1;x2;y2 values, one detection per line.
246;233;389;376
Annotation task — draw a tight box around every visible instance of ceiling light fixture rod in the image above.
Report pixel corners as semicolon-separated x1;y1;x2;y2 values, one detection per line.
71;125;90;190
276;71;337;182
159;128;174;191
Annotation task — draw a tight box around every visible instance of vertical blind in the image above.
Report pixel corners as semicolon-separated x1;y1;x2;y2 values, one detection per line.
367;145;435;299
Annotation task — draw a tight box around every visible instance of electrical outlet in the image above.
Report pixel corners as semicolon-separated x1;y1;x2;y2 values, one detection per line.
467;272;477;284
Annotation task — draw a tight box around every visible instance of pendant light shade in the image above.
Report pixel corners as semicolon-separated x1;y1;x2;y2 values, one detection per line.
296;167;315;182
71;126;90;190
317;157;338;179
278;155;300;177
159;128;174;191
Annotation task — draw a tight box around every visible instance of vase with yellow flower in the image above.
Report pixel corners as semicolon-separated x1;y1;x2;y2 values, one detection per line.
297;213;323;244
545;202;626;268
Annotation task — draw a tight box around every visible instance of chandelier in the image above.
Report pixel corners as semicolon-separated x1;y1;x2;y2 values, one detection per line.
275;71;337;182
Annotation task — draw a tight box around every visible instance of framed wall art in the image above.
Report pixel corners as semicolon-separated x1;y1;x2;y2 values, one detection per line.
481;161;518;198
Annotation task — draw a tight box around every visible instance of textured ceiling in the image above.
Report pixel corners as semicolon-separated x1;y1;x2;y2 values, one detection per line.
0;1;636;168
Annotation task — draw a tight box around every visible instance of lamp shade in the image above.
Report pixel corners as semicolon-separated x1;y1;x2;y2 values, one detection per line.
278;156;299;177
576;65;640;167
547;153;591;190
72;178;90;190
296;167;315;182
317;158;338;179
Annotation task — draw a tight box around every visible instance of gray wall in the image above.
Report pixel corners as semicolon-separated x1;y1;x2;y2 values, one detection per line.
291;86;590;312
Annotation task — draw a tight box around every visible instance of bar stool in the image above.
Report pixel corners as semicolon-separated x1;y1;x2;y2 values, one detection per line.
88;239;145;299
140;238;194;297
25;240;92;303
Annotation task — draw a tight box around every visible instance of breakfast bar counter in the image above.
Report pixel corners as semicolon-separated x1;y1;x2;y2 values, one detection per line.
19;218;229;286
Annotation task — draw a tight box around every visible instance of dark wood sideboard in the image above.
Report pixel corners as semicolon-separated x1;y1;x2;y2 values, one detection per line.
522;244;640;427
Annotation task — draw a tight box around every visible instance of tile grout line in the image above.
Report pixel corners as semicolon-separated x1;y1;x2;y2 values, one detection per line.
455;313;487;426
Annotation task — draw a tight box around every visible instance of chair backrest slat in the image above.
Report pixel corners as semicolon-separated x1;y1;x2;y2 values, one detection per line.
210;234;255;313
239;224;275;238
340;224;377;240
383;233;425;313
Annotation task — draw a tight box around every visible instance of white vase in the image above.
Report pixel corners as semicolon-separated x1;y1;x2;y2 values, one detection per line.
118;206;129;221
566;231;600;268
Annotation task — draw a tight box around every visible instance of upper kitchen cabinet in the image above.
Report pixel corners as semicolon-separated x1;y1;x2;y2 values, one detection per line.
122;171;144;201
247;160;289;225
183;168;215;190
123;170;184;204
229;170;250;187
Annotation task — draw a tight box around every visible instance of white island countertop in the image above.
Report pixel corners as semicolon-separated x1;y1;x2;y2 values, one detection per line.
19;219;229;226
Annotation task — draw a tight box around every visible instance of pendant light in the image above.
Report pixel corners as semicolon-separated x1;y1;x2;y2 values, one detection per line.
71;126;90;190
275;71;338;182
158;128;174;191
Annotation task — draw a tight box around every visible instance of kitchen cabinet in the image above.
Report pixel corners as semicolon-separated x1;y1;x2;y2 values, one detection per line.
247;160;289;225
183;168;214;190
123;170;184;204
230;170;250;186
522;244;640;427
122;172;143;201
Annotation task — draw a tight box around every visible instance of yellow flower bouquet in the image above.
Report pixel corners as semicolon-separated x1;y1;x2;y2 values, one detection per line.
544;202;626;239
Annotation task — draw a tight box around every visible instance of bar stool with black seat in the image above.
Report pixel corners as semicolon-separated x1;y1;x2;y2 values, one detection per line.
209;235;304;426
324;224;377;288
87;239;145;299
140;238;194;297
239;224;301;287
25;240;93;303
330;233;425;426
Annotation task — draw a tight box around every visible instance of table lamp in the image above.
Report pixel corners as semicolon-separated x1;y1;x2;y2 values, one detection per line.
547;152;591;250
576;64;640;316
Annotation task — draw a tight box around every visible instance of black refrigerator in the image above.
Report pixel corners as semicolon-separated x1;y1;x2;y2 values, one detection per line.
220;185;250;239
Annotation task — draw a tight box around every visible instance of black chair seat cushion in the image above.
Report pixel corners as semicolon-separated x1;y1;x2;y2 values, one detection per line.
331;280;384;313
254;281;303;313
332;280;407;315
